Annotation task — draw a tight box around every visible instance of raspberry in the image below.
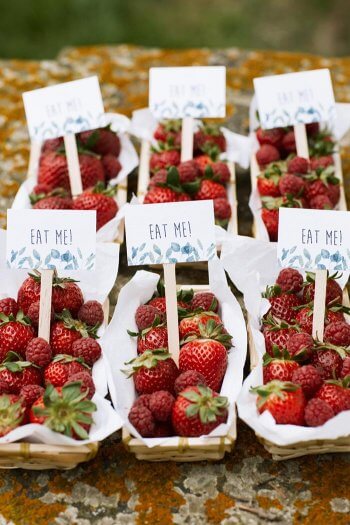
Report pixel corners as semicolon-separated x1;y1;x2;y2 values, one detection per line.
101;154;122;181
256;145;280;167
306;122;320;137
153;421;174;437
135;305;164;331
78;301;104;327
310;156;333;170
305;180;328;202
211;162;231;184
303;278;342;305
276;268;303;293
149;390;175;421
340;357;350;379
133;394;152;410
304;398;334;427
174;370;207;395
148;170;168;188
191;292;219;313
256;127;284;148
128;404;155;437
309;194;332;209
27;301;54;328
71;338;102;366
0;381;11;395
324;321;350;347
311;349;343;380
178;160;201;183
66;371;96;399
286;333;314;360
20;384;45;407
25;338;52;368
278;173;304;196
0;298;18;317
213;198;232;220
291;365;323;398
287;156;309;174
282;131;296;153
327;183;340;206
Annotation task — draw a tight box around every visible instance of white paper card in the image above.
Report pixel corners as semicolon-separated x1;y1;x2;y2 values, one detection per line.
254;69;336;129
125;201;216;265
23;76;105;141
277;208;350;271
149;66;226;119
6;210;96;271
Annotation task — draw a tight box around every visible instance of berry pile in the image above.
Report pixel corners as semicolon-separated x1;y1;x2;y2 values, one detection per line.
125;285;231;437
251;268;350;427
28;126;122;230
144;121;232;227
0;272;105;439
255;124;340;241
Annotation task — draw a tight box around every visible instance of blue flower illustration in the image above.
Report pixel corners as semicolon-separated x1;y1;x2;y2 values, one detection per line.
181;243;193;255
330;251;341;263
321;249;330;259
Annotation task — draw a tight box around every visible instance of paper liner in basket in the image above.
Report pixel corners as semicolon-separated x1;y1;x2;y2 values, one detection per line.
221;234;350;446
130;108;253;169
0;229;122;445
102;258;247;448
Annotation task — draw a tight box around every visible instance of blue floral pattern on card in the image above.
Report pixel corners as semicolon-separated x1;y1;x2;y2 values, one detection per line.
278;245;349;271
262;104;336;129
152;100;225;119
128;240;216;265
7;247;95;271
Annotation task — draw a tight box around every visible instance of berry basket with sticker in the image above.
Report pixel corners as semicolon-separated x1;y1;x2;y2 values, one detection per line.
103;258;246;462
248;98;348;242
0;231;122;469
221;235;350;459
12;113;138;243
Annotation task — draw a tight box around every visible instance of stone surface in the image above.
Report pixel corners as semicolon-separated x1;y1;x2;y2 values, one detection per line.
1;45;350;524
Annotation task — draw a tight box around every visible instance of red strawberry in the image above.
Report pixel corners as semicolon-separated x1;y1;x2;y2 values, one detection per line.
253;380;306;425
73;184;118;230
0;381;10;395
263;351;300;383
263;317;298;355
256;127;284;148
287;157;309;175
20;384;45;408
0;356;42;394
278;174;305;197
263;285;301;323
304;398;334;427
30;383;96;439
194;155;214;174
149;390;175;422
295;306;313;335
66;371;95;399
41;137;64;154
0;394;26;437
309;194;332;209
148;287;192;314
276;268;303;293
0;298;18;317
176;192;191;202
261;208;279;241
325;308;345;325
286;332;313;361
144;187;178;204
77;301;104;327
281;131;296;153
0;311;34;361
195;179;226;200
214;198;232;224
292;365;323;398
179;312;224;340
128;403;155;437
305;179;328;202
135;305;164;331
302;274;342;305
327;182;340;207
191;292;219;313
154;120;181;143
310;347;344;380
257;174;281;197
315;380;350;415
150;150;180;173
324;321;350;347
125;349;179;395
79;127;121;156
32;195;73;210
178;160;201;183
194;124;226;153
172;385;228;437
340;357;350;379
131;323;168;355
101;154;122;181
50;310;97;356
44;355;89;387
179;339;228;392
256;145;280;167
148;169;168;189
174;370;207;395
207;162;230;185
71;338;102;366
25;338;52;368
310;156;334;170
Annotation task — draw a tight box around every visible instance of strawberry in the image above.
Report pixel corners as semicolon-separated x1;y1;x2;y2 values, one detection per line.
310;346;344;380
71;338;102;366
304;179;328;202
172;385;228;437
257;173;281;198
295;306;313;335
148;284;193;314
30;383;96;439
73;183;118;230
128;321;168;355
149;390;175;421
256;145;280;167
310;156;334;171
291;365;323;398
263;285;301;323
129;403;155;437
178;160;201;183
25;338;52;368
324;321;350;347
0;311;34;361
144;187;178;204
154;120;182;143
27;301;53;329
124;349;179;394
304;398;334;427
314;380;350;415
278;174;305;197
309;194;332;209
340;357;350;379
194;124;226;154
135;305;164;331
327;182;340;207
256;127;284;148
0;394;26;437
150;149;180;173
41;137;64;154
252;380;306;425
0;354;42;394
276;268;303;293
66;371;95;399
176;193;191;202
148;169;168;189
191;292;218;313
281;131;296;153
213;198;232;225
44;354;90;387
179;339;228;392
262;350;300;383
79;127;121;156
194;155;214;174
50;309;97;356
286;332;313;360
77;301;104;327
101;154;122;181
208;162;231;185
195;179;226;200
261;208;279;241
30;187;73;210
174;370;207;395
302;273;342;305
179;312;223;340
0;298;18;317
263;316;298;355
287;156;309;175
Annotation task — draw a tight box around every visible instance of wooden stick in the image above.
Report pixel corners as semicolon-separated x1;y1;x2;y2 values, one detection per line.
163;263;180;365
137;139;151;201
63;134;83;197
38;269;54;342
181;117;194;162
27;141;42;179
312;269;327;341
294;123;309;159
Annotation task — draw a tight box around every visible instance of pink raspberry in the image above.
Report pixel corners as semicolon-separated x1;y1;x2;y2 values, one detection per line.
149;390;175;421
304;398;334;427
20;384;45;407
291;365;323;398
128;404;155;437
324;322;350;347
340;357;350;379
276;268;303;293
286;333;313;361
174;370;207;395
287;156;309;175
135;304;164;331
66;371;96;399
